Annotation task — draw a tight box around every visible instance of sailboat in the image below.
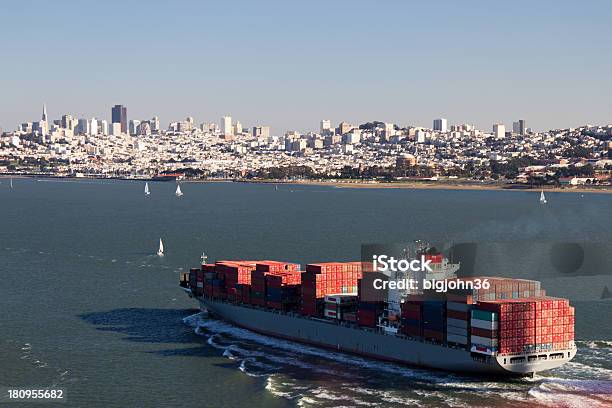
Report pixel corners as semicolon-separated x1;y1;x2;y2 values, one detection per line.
144;182;150;196
540;190;547;204
10;178;13;189
175;184;183;197
275;184;278;191
157;238;164;256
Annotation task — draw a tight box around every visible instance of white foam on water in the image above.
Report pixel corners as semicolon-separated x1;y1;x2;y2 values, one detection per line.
206;334;225;350
552;361;612;380
576;340;612;349
238;359;264;377
297;396;320;407
189;314;445;384
349;386;421;407
528;377;612;408
265;376;293;398
310;387;376;406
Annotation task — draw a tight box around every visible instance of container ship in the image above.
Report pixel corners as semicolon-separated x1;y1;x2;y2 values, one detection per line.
179;252;576;376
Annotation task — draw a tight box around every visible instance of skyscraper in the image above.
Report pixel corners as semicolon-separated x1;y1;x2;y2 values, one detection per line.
513;119;527;135
61;114;73;130
88;118;98;135
151;116;160;133
493;123;505;138
320;120;331;133
433;118;447;133
129;119;141;135
222;115;233;136
40;104;48;136
111;105;127;134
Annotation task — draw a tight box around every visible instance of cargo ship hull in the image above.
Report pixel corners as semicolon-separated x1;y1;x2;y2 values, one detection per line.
192;292;576;376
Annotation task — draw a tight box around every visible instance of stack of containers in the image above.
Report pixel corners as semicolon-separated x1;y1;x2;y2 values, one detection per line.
400;301;422;337
216;261;257;302
256;261;301;273
189;268;198;293
323;294;357;320
301;262;362;316
211;277;224;299
422;300;446;342
180;272;190;288
446;277;544;302
446;299;472;347
535;298;574;352
470;307;499;355
265;272;301;310
250;270;267;306
475;297;575;355
356;301;385;327
194;268;204;297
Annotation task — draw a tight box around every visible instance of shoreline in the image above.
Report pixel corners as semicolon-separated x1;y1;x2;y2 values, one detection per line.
2;174;611;194
247;180;612;194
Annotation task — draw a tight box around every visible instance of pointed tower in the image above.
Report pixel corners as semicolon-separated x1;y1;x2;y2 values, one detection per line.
42;103;48;122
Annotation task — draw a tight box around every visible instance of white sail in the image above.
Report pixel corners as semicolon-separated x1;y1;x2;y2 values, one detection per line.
540;190;547;204
157;238;164;256
144;182;150;195
175;184;183;197
10;178;13;189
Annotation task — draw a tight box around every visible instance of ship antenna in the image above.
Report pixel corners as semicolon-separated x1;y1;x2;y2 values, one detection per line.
201;252;208;264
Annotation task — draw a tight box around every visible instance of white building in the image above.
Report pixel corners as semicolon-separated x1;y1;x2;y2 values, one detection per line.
320;119;331;133
234;121;242;135
384;123;395;139
433;118;448;133
111;122;122;136
151;117;160;133
222;115;233;136
88;118;98;135
252;126;270;138
99;120;109;136
493;123;505;138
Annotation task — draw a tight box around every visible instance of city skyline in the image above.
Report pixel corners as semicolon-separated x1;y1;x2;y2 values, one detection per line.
1;1;611;132
3;101;594;137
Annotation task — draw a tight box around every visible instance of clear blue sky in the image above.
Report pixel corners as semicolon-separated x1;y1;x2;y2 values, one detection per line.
1;0;610;134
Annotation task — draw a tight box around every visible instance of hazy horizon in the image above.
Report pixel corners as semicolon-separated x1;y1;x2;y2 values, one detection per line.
1;0;611;134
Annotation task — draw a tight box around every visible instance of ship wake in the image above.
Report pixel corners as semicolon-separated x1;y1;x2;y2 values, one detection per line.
183;312;612;408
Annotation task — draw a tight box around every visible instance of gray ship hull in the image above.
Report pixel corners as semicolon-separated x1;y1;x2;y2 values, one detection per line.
189;291;576;376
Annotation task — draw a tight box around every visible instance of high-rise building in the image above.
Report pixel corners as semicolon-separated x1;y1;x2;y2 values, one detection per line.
433;118;448;133
383;123;395;140
77;118;89;135
338;121;352;135
234;121;242;135
100;120;109;135
111;105;127;134
493;123;505;138
139;121;151;136
514;119;526;135
40;104;48;136
111;122;122;136
151;116;160;133
88;118;98;135
222;115;233;136
129;120;141;135
252;126;270;138
61;114;73;130
320;120;331;133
